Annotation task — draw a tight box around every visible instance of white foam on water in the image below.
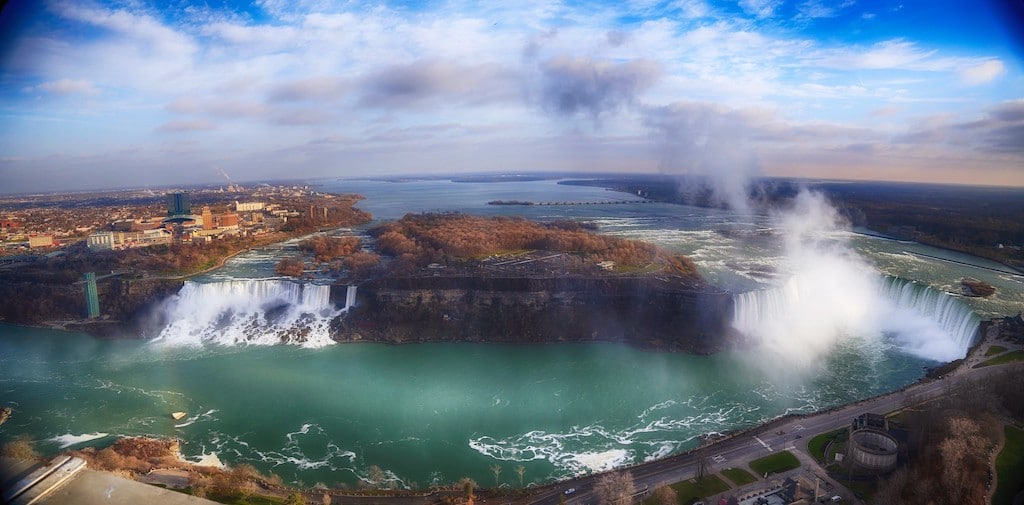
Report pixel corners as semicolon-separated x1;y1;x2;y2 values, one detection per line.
48;432;110;448
175;409;218;428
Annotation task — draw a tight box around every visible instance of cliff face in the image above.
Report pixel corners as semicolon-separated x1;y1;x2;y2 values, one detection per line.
334;276;737;354
0;277;182;337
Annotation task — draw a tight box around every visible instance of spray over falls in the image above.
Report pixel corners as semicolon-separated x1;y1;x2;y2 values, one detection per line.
730;190;980;365
153;280;354;347
732;275;980;363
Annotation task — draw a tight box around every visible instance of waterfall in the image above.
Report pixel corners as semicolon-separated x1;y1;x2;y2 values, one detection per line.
732;275;980;362
876;276;981;355
344;285;357;311
153;280;340;347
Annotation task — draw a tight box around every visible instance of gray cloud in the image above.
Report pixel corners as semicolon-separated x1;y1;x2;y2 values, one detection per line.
642;102;760;210
606;30;629;47
898;100;1024;155
157;119;216;133
268;76;349;102
357;60;516;108
537;56;661;120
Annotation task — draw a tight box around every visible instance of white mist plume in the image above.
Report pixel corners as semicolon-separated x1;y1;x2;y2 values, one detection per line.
733;190;977;368
733;191;879;368
644;102;760;212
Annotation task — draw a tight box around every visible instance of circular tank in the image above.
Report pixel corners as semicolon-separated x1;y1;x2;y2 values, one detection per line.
849;429;898;472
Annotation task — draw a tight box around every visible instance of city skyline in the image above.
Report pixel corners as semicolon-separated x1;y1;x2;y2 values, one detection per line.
1;0;1023;194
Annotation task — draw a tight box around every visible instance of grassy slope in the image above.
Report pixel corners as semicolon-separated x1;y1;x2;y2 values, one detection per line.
994;425;1024;505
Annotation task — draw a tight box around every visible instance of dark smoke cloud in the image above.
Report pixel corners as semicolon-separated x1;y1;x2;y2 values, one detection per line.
356;60;516;109
642;102;760;211
537;56;661;121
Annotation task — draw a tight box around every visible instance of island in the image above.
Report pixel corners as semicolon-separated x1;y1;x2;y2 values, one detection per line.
328;213;736;353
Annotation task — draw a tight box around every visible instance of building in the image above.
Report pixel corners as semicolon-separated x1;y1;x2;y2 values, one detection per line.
235;201;265;212
847;412;898;473
28;235;55;248
202;207;214;230
167;192;191;216
87;231;116;251
83;272;100;318
218;213;239;228
86;229;172;251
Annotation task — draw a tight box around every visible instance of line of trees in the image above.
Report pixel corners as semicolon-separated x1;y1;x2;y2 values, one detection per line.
371;213;700;278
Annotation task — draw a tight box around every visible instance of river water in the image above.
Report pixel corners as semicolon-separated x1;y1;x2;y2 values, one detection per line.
0;178;1021;488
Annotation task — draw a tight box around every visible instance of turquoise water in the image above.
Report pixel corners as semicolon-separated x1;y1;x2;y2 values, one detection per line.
1;178;1021;488
0;324;925;487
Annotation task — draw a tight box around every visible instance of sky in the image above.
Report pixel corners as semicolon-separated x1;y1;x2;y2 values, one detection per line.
0;0;1022;194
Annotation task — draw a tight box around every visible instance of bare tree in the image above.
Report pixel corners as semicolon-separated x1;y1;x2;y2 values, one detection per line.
695;441;709;482
490;463;502;488
459;477;477;500
593;471;636;505
322;492;332;505
515;465;526;487
652;486;677;505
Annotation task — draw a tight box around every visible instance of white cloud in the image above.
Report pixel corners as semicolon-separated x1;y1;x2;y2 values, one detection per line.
960;60;1005;85
33;78;101;96
738;0;782;19
157;119;216;132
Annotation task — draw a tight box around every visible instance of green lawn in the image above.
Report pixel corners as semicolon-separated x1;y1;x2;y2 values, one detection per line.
183;489;284;505
994;425;1024;505
720;467;757;486
986;345;1008;356
644;475;731;505
807;429;844;462
834;478;877;502
976;351;1024;368
748;451;800;477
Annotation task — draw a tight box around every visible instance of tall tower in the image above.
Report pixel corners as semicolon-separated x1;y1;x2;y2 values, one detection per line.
83;272;100;318
202;206;214;230
166;192;191;217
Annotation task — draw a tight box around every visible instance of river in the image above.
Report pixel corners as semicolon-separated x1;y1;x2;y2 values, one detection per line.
0;178;1021;489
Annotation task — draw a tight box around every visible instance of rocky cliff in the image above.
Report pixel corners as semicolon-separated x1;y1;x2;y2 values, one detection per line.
333;275;737;354
0;276;183;337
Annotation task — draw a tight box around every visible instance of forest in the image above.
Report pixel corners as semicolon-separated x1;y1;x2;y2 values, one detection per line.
369;213;700;278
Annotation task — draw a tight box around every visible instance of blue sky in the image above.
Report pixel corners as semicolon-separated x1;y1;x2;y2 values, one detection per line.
0;0;1022;193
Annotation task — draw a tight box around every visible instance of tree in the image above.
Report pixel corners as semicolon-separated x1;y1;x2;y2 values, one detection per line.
695;439;710;482
0;436;40;461
322;492;332;505
285;492;308;505
459;477;477;499
490;463;502;488
593;471;635;505
652;486;677;505
515;465;526;487
367;465;386;488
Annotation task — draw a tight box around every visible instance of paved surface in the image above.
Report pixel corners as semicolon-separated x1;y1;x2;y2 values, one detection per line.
1;458;219;505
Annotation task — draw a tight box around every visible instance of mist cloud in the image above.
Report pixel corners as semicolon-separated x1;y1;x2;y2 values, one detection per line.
643;102;761;211
537;56;661;121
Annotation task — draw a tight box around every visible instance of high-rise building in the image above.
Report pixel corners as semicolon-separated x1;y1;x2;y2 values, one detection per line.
167;192;191;217
202;206;214;230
